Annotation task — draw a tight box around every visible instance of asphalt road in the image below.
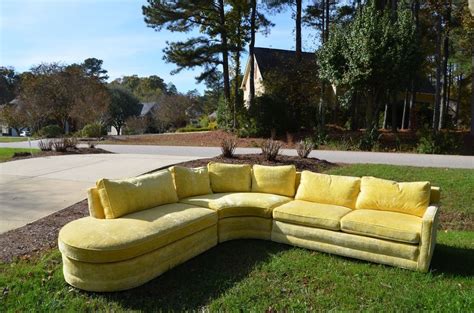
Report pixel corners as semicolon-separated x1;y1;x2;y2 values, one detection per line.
1;139;473;169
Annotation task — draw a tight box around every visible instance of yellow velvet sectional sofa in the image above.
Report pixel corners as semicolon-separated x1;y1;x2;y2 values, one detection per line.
58;162;440;292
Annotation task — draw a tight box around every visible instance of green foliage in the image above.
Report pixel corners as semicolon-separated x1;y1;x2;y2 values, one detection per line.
0;66;19;104
38;125;63;138
109;75;166;102
416;132;463;155
81;123;105;138
176;126;214;133
107;86;141;135
358;127;381;151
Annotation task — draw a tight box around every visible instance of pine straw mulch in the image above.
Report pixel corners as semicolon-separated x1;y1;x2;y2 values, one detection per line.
0;154;471;263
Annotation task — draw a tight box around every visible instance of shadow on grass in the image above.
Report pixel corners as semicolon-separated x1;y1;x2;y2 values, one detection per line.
94;240;291;311
430;244;474;277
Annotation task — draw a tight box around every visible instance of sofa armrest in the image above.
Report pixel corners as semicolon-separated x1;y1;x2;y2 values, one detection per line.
418;205;440;272
87;187;105;219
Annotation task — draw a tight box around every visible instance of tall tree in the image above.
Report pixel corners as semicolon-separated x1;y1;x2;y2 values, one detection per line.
143;1;232;107
106;86;142;135
0;67;20;104
249;0;257;109
81;58;109;82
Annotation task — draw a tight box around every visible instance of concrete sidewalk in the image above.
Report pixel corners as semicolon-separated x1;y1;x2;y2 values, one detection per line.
0;153;200;234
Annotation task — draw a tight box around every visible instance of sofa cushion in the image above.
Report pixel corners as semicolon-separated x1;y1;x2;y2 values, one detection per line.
58;203;217;263
97;170;178;219
356;176;431;217
208;162;252;192
180;192;292;218
170;166;212;199
340;209;422;244
295;171;360;209
251;164;296;197
273;200;352;231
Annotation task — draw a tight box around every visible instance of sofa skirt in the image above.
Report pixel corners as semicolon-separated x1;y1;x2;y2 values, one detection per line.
218;217;272;243
62;225;218;292
271;221;420;271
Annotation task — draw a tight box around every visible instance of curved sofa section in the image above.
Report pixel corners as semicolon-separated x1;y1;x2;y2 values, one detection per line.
58;164;440;292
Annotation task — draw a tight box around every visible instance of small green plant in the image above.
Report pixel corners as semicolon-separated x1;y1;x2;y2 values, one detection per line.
261;139;282;161
39;125;63;138
220;138;237;158
82;123;104;138
296;138;315;158
312;131;329;146
358;127;381;151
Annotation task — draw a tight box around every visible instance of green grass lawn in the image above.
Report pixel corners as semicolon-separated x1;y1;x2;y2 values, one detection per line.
0;148;40;162
0;137;29;143
0;164;473;311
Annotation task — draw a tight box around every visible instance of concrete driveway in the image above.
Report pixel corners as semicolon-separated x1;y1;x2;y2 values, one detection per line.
0;153;200;234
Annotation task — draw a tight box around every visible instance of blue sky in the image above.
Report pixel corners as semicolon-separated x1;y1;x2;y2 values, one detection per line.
0;0;321;93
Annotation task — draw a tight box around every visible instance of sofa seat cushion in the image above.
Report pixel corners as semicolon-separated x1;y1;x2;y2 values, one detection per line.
58;203;217;263
273;200;352;231
180;192;292;218
340;209;422;244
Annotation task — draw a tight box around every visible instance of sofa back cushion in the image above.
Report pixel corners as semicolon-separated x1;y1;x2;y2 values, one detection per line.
97;170;178;219
251;164;296;197
208;162;252;192
295;171;360;209
170;166;212;199
355;176;431;217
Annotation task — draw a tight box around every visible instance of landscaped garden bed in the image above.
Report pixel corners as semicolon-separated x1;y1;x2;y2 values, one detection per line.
1;156;472;311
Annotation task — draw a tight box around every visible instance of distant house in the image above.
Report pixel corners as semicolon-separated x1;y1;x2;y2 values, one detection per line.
107;102;159;136
241;47;317;107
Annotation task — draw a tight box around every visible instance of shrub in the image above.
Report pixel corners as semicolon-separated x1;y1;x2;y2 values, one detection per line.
358;127;381;151
176;126;213;133
221;138;237;158
261;139;282;161
199;115;209;128
82;123;104;138
39;125;63;138
38;139;53;151
416;132;462;154
52;138;67;152
296;138;314;158
208;121;218;130
64;136;78;149
87;140;97;149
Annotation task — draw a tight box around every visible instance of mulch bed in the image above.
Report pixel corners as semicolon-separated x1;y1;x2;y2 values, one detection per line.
0;153;471;263
11;147;112;162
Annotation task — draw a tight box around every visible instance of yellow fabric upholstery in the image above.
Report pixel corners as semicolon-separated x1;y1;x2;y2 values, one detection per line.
273;200;352;230
295;171;360;209
418;205;440;272
218;217;272;242
251;164;296;197
170;166;212;199
208;162;252;192
430;186;441;204
356;176;431;217
272;221;419;261
97;170;178;219
272;221;419;270
59;203;217;263
295;171;301;193
180;192;291;218
87;187;105;219
62;225;217;292
341;209;422;244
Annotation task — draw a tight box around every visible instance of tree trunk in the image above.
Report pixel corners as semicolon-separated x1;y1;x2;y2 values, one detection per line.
439;5;450;130
383;103;389;129
249;0;256;108
296;0;302;62
455;73;462;127
432;14;442;133
391;93;397;132
401;89;409;129
233;7;242;131
218;0;231;109
471;43;474;136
